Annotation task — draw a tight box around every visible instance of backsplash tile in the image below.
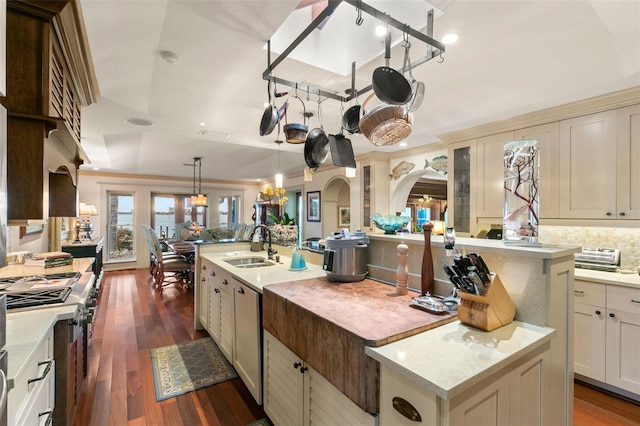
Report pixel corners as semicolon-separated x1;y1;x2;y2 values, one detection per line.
540;225;640;269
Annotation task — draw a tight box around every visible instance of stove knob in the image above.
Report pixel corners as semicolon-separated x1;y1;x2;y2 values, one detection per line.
85;312;94;324
87;297;97;307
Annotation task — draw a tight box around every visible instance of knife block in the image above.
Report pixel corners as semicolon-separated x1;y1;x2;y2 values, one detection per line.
457;273;516;331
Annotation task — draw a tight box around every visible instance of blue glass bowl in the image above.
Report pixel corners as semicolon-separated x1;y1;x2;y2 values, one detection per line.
371;213;412;234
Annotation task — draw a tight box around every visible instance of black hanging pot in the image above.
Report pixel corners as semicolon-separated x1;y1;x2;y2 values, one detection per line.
304;101;329;169
328;132;356;168
259;80;278;136
372;33;412;106
342;104;361;134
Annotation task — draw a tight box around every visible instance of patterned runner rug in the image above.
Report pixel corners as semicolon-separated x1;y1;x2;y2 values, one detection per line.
150;337;238;401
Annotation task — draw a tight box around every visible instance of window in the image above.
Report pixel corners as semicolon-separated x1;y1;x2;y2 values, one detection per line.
151;193;206;239
218;196;239;227
107;192;135;262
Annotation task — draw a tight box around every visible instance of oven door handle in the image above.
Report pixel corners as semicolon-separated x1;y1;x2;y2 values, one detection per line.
0;368;8;419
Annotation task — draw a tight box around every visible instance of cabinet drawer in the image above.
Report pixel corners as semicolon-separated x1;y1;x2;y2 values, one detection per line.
15;360;55;426
607;285;640;314
574;280;605;307
9;330;54;425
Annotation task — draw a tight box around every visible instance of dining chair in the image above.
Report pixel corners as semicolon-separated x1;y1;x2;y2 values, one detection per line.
142;225;192;292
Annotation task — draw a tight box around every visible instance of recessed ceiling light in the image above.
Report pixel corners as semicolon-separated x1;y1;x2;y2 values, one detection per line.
200;122;206;126
375;24;387;37
442;33;460;45
93;167;100;171
159;50;180;64
126;117;155;127
399;142;408;147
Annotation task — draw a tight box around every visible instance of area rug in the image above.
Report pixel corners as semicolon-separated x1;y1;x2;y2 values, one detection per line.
150;337;238;401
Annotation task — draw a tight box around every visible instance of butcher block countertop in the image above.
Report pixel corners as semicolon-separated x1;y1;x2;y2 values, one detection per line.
263;277;457;414
264;277;457;347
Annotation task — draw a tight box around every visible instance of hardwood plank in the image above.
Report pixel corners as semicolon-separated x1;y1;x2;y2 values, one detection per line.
73;269;266;426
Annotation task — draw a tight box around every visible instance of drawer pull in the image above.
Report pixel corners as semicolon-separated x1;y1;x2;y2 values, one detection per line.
214;288;220;294
609;313;616;318
28;360;53;385
237;287;245;295
293;362;302;369
574;290;584;295
39;410;53;426
595;310;601;315
222;279;228;285
202;265;206;270
392;396;422;422
631;300;640;304
210;271;216;277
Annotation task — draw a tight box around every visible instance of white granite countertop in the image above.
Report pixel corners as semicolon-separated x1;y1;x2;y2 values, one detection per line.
0;258;94;278
369;234;580;259
575;268;640;289
200;250;326;293
366;320;555;400
6;306;77;385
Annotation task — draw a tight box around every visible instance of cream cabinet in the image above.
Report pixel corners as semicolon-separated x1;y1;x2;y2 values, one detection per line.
8;327;55;426
574;280;640;396
263;331;376;426
615;103;640;219
379;343;550;426
514;122;560;218
558;107;640;219
476;131;514;219
206;263;234;362
233;279;262;404
197;260;210;330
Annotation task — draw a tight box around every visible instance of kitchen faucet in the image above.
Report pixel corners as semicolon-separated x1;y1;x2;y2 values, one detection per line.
249;225;277;260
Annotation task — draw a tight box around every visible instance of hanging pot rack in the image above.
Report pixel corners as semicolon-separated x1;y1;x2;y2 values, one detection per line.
263;0;445;103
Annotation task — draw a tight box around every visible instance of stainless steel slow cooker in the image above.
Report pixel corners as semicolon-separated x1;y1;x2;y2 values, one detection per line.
322;230;369;282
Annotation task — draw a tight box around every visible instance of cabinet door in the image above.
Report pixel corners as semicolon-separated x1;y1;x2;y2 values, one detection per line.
198;273;209;331
263;331;305;426
306;365;377;426
208;283;221;344
559;111;617;218
476;132;514;219
219;285;234;362
574;302;606;381
515;123;560;219
233;280;262;404
449;371;511;426
605;309;640;394
447;139;476;235
616;104;640;219
510;346;549;426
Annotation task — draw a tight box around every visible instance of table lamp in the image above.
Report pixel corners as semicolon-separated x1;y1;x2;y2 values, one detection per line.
75;203;98;242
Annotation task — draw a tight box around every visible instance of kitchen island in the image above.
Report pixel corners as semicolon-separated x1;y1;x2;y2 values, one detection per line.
195;238;575;425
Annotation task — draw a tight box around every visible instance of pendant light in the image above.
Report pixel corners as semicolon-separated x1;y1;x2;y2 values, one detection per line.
275;140;283;188
189;157;208;207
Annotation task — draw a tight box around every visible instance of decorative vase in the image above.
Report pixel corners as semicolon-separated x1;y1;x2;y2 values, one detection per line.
503;139;540;246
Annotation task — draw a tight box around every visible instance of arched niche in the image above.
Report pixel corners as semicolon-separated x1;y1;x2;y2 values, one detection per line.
390;169;447;215
321;176;350;236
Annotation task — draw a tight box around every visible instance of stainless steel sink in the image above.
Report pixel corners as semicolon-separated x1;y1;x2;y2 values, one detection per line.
223;257;275;268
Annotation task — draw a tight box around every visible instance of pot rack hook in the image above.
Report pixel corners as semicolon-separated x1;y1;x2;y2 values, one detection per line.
355;0;363;25
295;83;299;98
306;85;310;101
438;52;445;63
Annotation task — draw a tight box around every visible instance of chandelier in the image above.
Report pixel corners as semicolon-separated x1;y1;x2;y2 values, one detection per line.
190;157;208;207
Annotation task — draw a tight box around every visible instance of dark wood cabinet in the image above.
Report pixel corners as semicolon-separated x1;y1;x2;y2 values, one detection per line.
2;0;97;223
62;236;104;285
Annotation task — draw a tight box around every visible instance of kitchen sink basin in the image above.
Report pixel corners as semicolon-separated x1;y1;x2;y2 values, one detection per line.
223;257;275;268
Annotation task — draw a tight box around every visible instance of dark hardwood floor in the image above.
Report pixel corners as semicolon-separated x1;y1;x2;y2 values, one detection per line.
73;269;266;426
74;269;640;425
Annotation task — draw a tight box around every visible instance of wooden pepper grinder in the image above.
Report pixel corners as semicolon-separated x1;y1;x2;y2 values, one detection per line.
421;222;435;296
396;241;409;295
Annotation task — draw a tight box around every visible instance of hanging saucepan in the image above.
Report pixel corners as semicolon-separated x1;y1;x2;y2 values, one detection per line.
259;80;279;136
342;96;362;134
304;100;329;169
372;32;412;106
283;95;308;144
404;40;425;113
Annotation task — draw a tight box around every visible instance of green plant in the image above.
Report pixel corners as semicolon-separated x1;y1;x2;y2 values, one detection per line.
268;211;297;225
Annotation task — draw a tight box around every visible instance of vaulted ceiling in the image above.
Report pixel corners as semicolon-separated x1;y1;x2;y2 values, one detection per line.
77;0;640;181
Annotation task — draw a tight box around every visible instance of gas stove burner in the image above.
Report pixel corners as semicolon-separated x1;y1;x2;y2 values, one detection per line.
0;271;81;285
4;287;73;309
